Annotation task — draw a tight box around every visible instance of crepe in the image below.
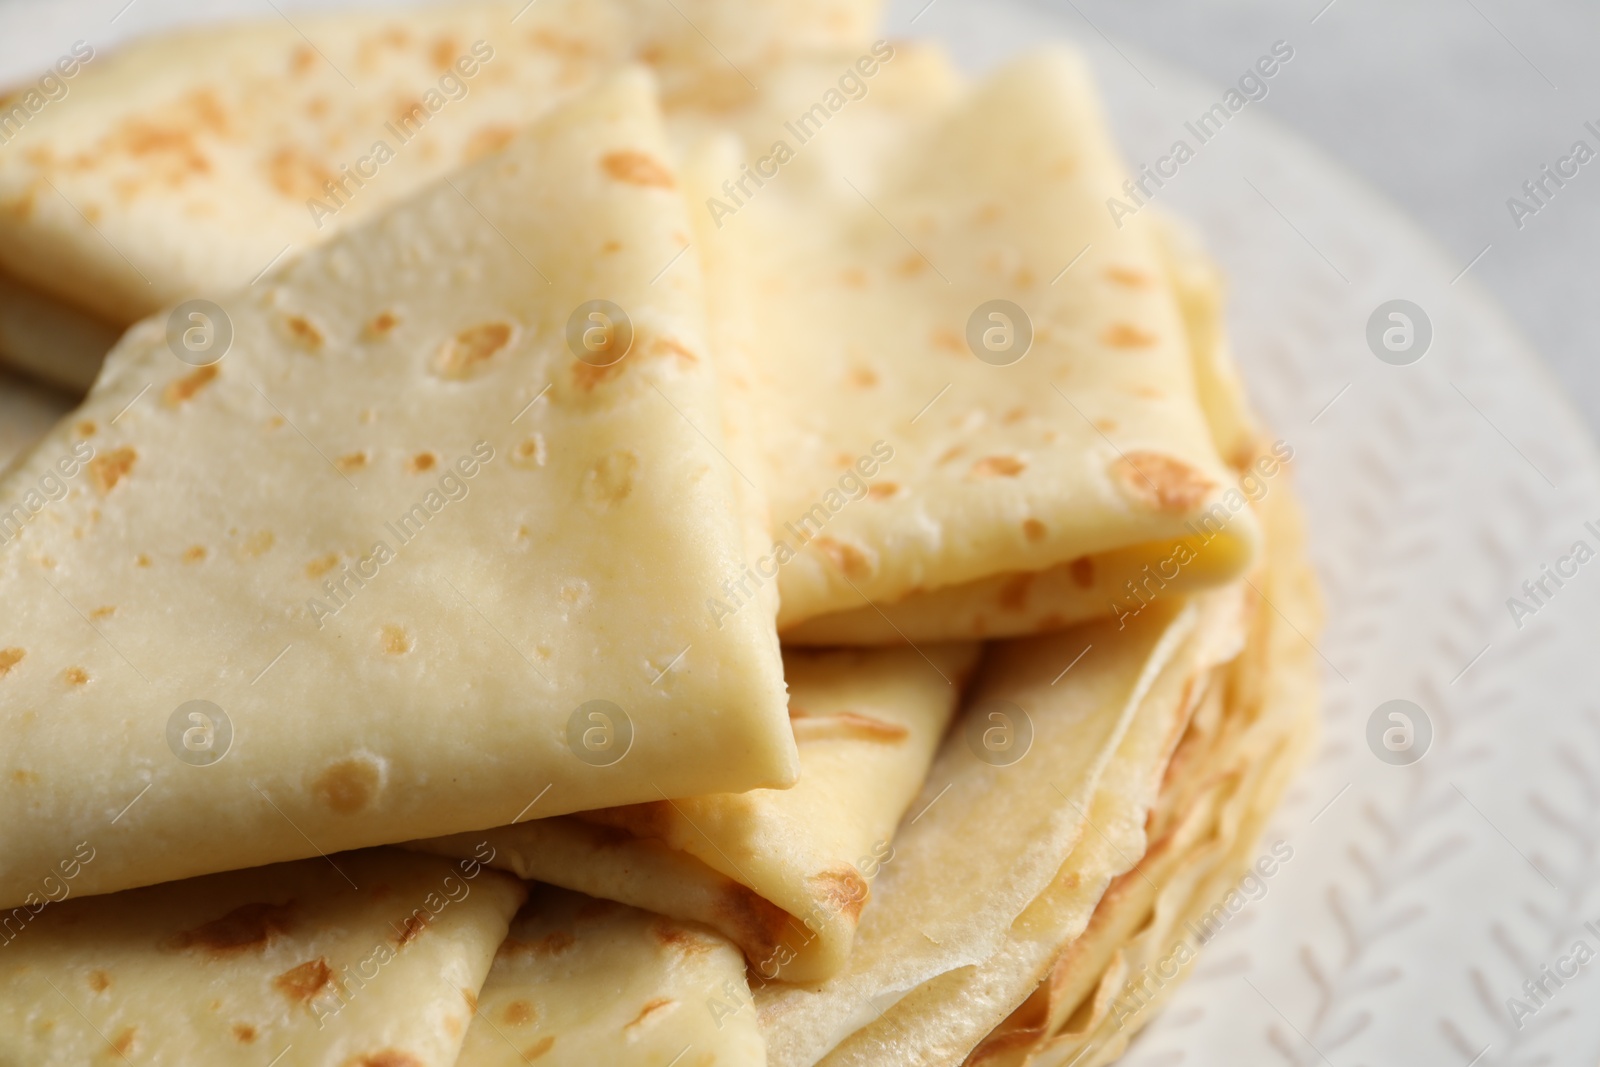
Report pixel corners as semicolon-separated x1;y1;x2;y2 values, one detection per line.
0;0;883;388
0;848;524;1065
968;479;1321;1067
752;581;1247;1067
0;69;799;911
415;643;980;983
676;47;1261;645
458;885;767;1066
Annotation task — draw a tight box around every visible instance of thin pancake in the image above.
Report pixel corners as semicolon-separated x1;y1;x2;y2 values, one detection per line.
414;643;980;983
0;848;524;1066
0;69;796;910
458;885;767;1066
679;47;1260;644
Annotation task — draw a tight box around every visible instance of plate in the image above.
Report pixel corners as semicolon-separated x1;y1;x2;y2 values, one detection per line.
5;1;1600;1062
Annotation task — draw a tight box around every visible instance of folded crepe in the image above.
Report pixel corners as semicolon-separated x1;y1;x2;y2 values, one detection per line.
0;0;883;388
415;643;980;983
678;47;1261;645
805;481;1318;1067
965;476;1320;1067
458;884;767;1066
0;70;799;911
754;583;1249;1067
0;848;524;1066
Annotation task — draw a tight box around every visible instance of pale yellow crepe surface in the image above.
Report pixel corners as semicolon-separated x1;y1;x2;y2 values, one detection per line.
459;884;767;1067
681;47;1258;641
0;848;523;1066
416;643;979;983
0;70;796;911
0;0;883;327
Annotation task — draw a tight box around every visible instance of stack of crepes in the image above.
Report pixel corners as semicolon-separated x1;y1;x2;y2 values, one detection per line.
0;3;1320;1064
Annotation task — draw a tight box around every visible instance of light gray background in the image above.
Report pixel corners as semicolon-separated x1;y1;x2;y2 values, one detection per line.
1021;0;1600;434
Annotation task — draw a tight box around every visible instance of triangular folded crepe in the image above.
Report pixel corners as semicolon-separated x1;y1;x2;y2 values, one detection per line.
415;643;979;983
458;885;767;1066
0;0;883;388
0;848;524;1065
754;585;1247;1067
680;47;1260;644
0;69;797;911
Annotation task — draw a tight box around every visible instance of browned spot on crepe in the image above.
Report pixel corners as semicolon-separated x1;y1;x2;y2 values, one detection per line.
790;711;909;744
971;455;1025;478
867;482;899;500
516;1036;555;1060
88;970;110;992
62;667;89;687
812;536;875;578
651;919;715;954
283;314;324;351
164;364;219;405
574;800;675;840
365;310;399;339
174;902;294;955
90;447;137;493
347;1052;425;1067
625;997;675;1029
463;124;517;164
311;757;380;814
436;321;514;379
1069;556;1096;588
1102;322;1157;348
810;866;870;923
382;625;411;655
393;912;429;947
273;957;332;1003
337;452;368;473
306;554;339;579
1023;518;1047;542
711;882;795;962
407;452;436;474
183;545;208;563
502;999;535;1026
232;1022;257;1043
600;150;675;188
1109;452;1214;513
1104;265;1151;288
0;648;25;677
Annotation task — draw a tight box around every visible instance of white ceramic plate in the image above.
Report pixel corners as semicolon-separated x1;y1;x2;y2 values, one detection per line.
4;1;1599;1062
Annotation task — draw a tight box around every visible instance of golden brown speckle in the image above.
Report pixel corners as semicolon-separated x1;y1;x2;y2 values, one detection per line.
164;364;219;406
407;452;436;474
381;625;411;656
273;957;332;1004
435;321;514;380
1109;452;1214;513
0;648;28;678
601;150;675;188
1103;322;1157;349
89;447;137;493
283;314;324;351
1023;518;1047;542
183;545;208;563
311;757;382;814
306;554;339;579
971;456;1025;478
63;667;89;687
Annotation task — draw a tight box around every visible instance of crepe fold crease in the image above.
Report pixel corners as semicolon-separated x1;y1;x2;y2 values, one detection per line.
0;68;798;910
